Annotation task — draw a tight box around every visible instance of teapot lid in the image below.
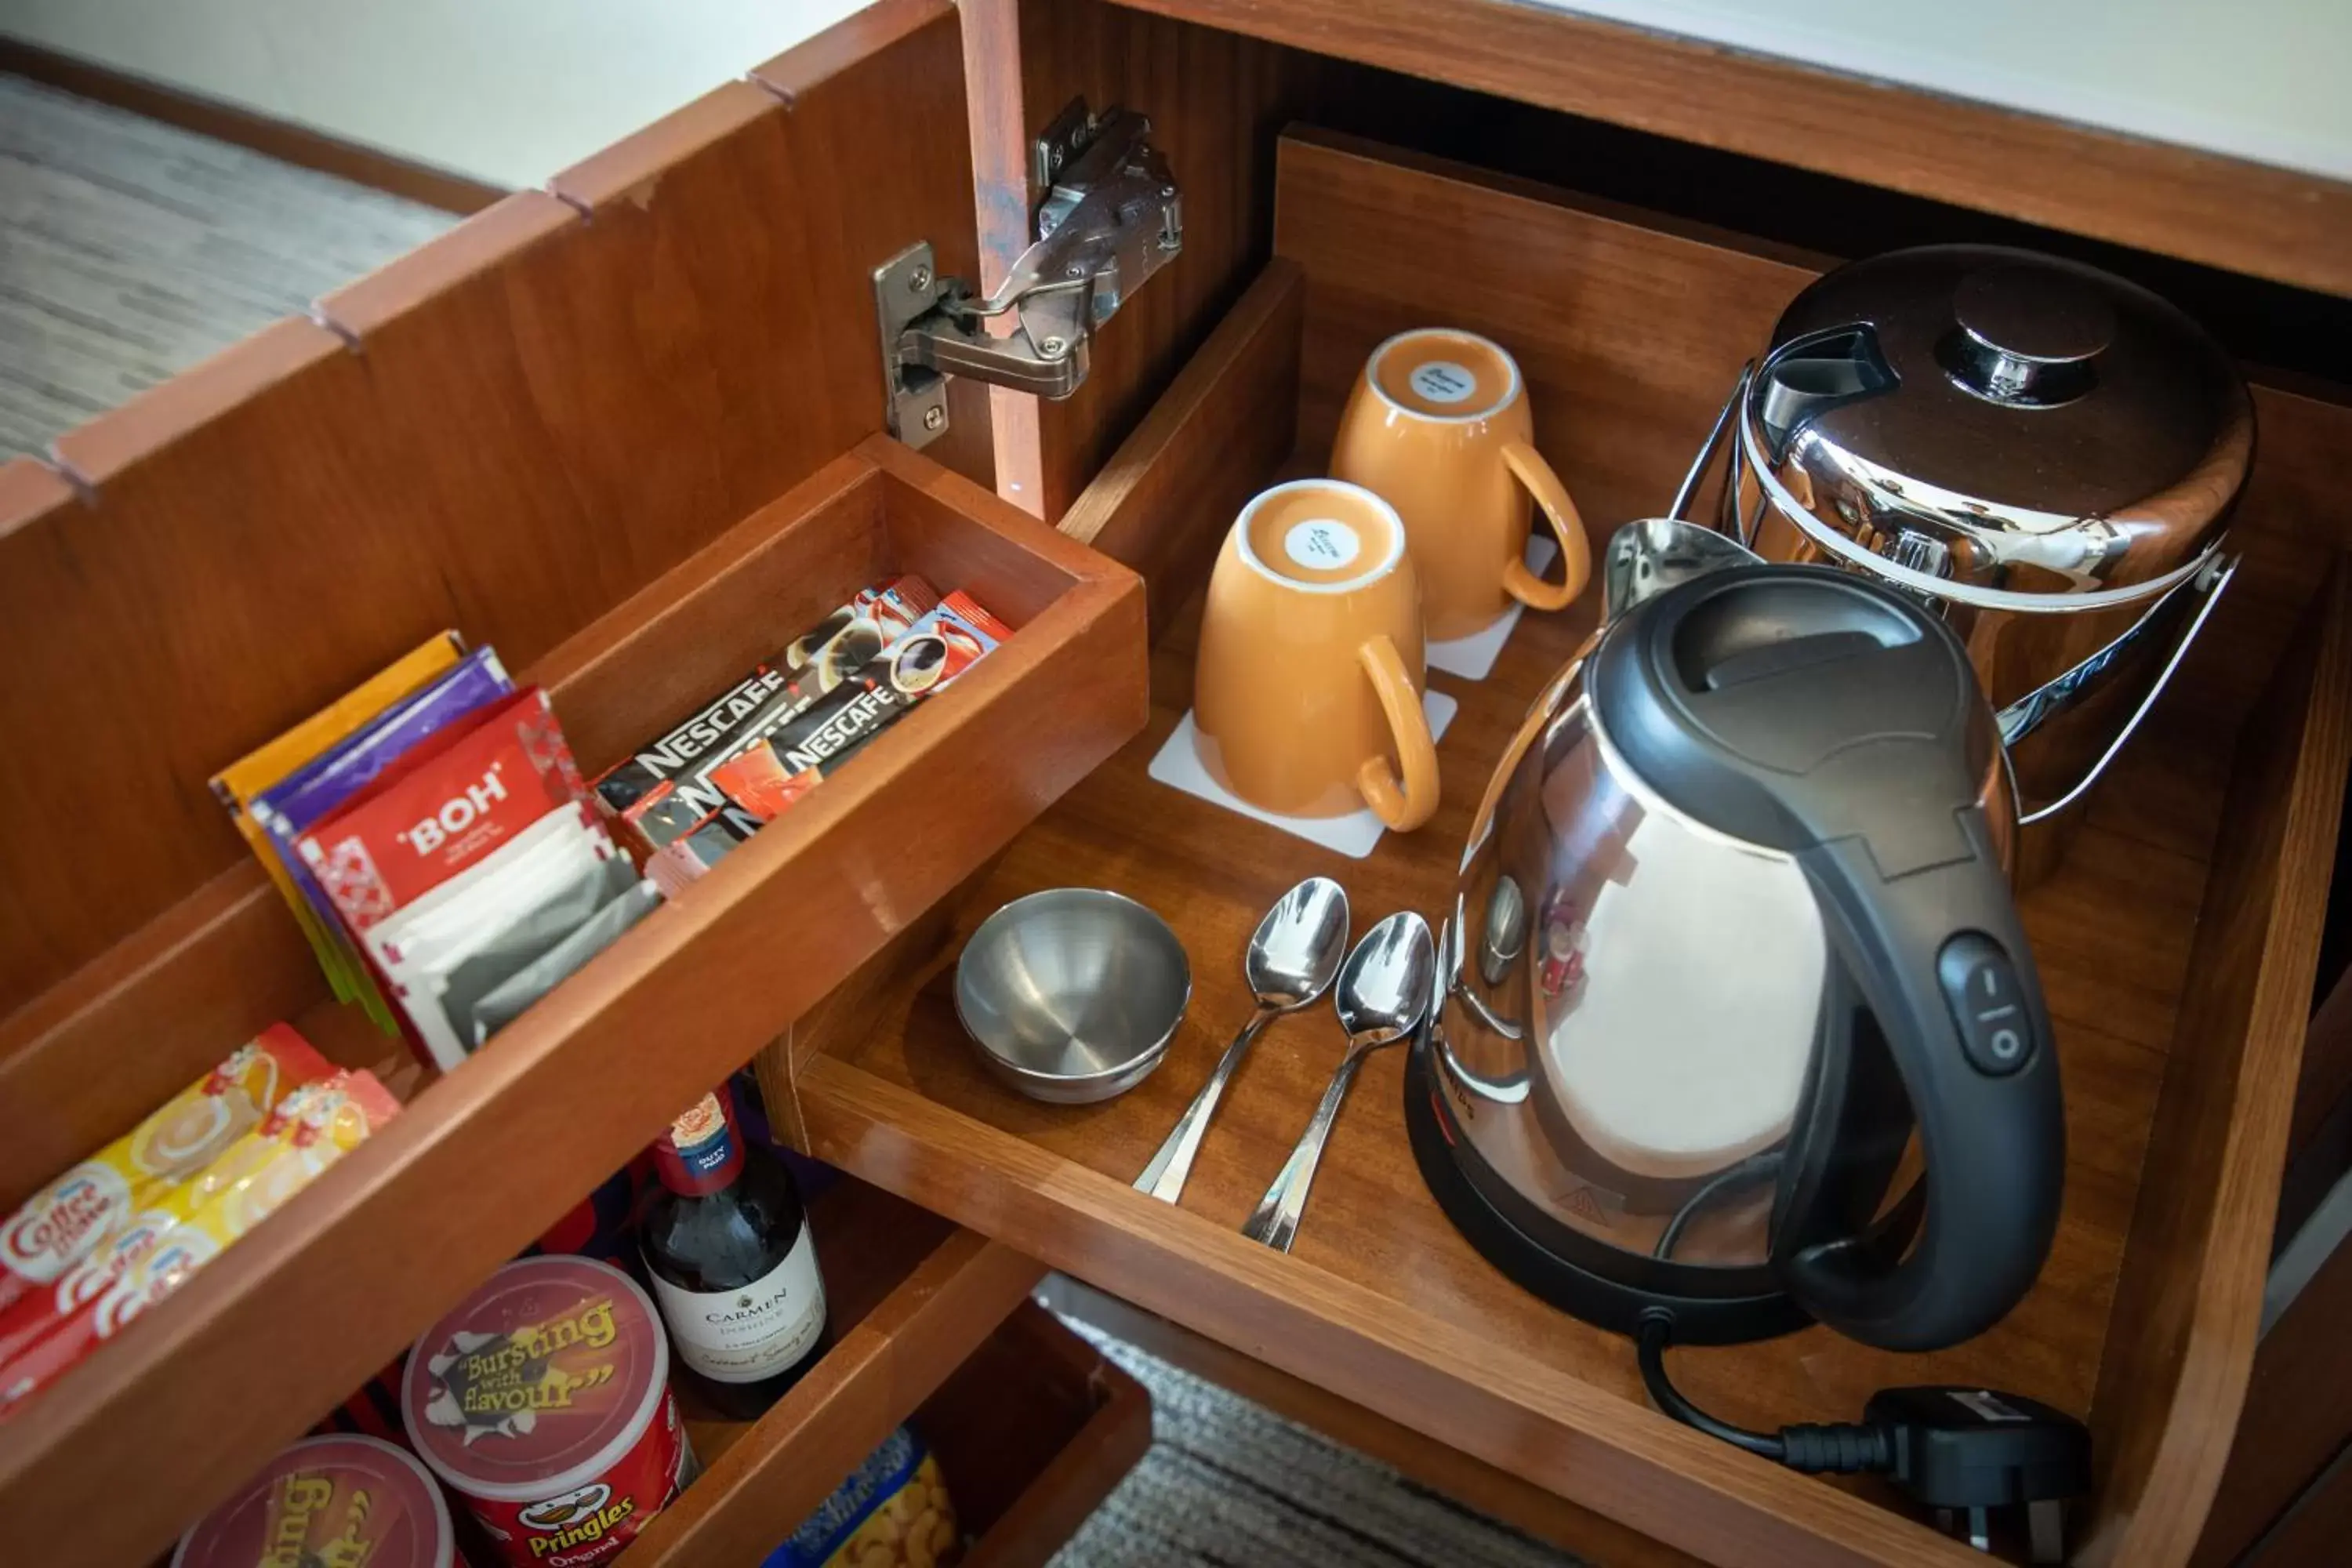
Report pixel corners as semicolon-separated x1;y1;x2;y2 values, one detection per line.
1743;245;2251;607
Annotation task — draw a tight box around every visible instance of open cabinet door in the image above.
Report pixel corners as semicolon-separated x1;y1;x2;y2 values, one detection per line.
0;2;1145;1559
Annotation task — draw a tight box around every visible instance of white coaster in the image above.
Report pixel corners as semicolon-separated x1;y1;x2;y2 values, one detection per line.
1147;691;1461;859
1425;535;1563;682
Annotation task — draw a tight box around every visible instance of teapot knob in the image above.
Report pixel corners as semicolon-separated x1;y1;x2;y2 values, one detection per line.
1947;266;2114;405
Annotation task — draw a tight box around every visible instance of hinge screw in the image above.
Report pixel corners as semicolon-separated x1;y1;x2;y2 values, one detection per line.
908;264;932;293
922;406;946;432
1040;336;1067;358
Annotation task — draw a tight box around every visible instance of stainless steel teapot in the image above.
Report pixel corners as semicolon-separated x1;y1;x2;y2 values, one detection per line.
1408;521;2062;1351
1682;245;2251;826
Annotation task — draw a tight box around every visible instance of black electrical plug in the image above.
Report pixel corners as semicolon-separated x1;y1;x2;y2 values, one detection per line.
1863;1386;2091;1563
1639;1316;2091;1563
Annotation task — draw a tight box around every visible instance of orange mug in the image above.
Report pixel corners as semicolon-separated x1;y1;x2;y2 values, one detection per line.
1331;327;1592;641
1193;479;1439;830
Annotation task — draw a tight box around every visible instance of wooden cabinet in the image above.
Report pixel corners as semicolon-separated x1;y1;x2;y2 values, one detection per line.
3;0;2350;1562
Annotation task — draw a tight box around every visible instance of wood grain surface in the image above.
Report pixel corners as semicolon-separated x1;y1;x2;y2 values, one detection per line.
1102;0;2352;301
2193;1221;2352;1566
0;438;1144;1565
634;1211;1046;1565
2080;568;2352;1568
962;0;1330;521
1039;1273;1708;1568
925;1302;1154;1567
0;0;980;1022
1274;129;1821;543
793;543;2251;1563
2291;960;2352;1164
1058;258;1302;641
673;1175;957;1472
2246;1469;2352;1567
789;132;2352;1561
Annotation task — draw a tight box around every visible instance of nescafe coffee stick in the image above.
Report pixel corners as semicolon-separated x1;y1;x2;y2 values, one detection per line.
707;593;1012;826
590;578;937;860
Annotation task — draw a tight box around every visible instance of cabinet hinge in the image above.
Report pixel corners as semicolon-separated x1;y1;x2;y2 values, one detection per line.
874;103;1181;448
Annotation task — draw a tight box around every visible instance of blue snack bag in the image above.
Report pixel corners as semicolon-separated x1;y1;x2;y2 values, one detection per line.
762;1426;959;1568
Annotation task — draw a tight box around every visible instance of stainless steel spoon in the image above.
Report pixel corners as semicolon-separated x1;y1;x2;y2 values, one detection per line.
1241;910;1435;1252
1134;877;1349;1203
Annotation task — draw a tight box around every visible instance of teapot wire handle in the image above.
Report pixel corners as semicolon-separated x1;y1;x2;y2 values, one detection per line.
1668;361;1755;527
2003;552;2238;826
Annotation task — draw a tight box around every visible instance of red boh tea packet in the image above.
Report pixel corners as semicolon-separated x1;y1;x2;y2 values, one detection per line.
297;688;586;934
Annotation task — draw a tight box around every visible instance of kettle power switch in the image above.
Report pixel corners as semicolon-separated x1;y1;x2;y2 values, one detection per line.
1937;934;2034;1076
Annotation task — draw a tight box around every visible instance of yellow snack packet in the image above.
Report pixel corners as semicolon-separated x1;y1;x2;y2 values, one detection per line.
211;632;463;1002
0;1023;331;1299
0;1072;399;1417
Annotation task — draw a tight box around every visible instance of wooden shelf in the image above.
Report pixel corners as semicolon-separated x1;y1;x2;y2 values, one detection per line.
629;1285;1149;1568
4;2;2347;1561
1090;0;2352;301
622;1178;1046;1566
792;543;2185;1565
786;136;2352;1567
0;436;1144;1564
920;1302;1152;1567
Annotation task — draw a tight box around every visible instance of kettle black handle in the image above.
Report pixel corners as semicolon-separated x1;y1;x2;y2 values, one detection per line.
1776;822;2064;1352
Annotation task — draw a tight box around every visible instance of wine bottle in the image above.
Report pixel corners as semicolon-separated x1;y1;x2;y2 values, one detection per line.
641;1083;829;1419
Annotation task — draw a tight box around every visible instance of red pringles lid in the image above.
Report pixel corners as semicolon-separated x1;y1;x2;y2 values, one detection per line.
400;1256;669;1503
172;1433;457;1568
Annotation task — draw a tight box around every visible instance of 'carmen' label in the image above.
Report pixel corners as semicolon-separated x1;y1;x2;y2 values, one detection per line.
648;1228;826;1385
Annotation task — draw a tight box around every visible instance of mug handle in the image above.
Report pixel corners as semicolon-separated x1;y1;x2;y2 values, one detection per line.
1353;634;1440;831
1499;439;1593;612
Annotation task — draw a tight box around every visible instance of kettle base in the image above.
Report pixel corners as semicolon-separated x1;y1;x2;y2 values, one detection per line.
1404;1045;1813;1345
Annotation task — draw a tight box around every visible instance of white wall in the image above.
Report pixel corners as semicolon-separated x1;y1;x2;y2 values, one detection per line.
0;0;873;188
5;1;2350;188
1541;0;2352;183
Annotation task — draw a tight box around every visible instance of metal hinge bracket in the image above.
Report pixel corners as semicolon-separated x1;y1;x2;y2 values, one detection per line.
874;102;1181;448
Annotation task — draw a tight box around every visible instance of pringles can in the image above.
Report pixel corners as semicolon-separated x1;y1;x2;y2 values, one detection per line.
401;1256;692;1566
173;1432;461;1568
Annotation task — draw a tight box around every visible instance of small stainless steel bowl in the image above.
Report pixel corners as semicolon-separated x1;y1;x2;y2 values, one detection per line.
955;888;1191;1105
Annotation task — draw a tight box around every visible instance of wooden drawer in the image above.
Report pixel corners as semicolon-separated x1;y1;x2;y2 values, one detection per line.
785;132;2352;1567
611;1190;1153;1568
0;431;1138;1559
626;1289;1149;1568
4;0;2349;1563
0;8;1142;1552
615;1177;1049;1568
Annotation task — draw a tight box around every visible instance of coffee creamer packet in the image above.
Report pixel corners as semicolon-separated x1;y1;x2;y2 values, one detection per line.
0;1069;397;1419
0;1024;331;1317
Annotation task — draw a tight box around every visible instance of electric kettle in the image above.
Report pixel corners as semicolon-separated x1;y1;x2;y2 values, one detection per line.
1409;521;2063;1352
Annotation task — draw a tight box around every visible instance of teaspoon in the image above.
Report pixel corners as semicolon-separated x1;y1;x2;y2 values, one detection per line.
1134;877;1348;1203
1242;910;1434;1252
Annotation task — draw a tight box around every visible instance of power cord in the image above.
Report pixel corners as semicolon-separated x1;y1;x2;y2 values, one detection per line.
1636;1310;1890;1471
1636;1308;2090;1560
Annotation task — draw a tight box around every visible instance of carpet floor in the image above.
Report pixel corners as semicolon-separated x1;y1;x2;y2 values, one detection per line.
0;67;1593;1567
0;73;451;458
